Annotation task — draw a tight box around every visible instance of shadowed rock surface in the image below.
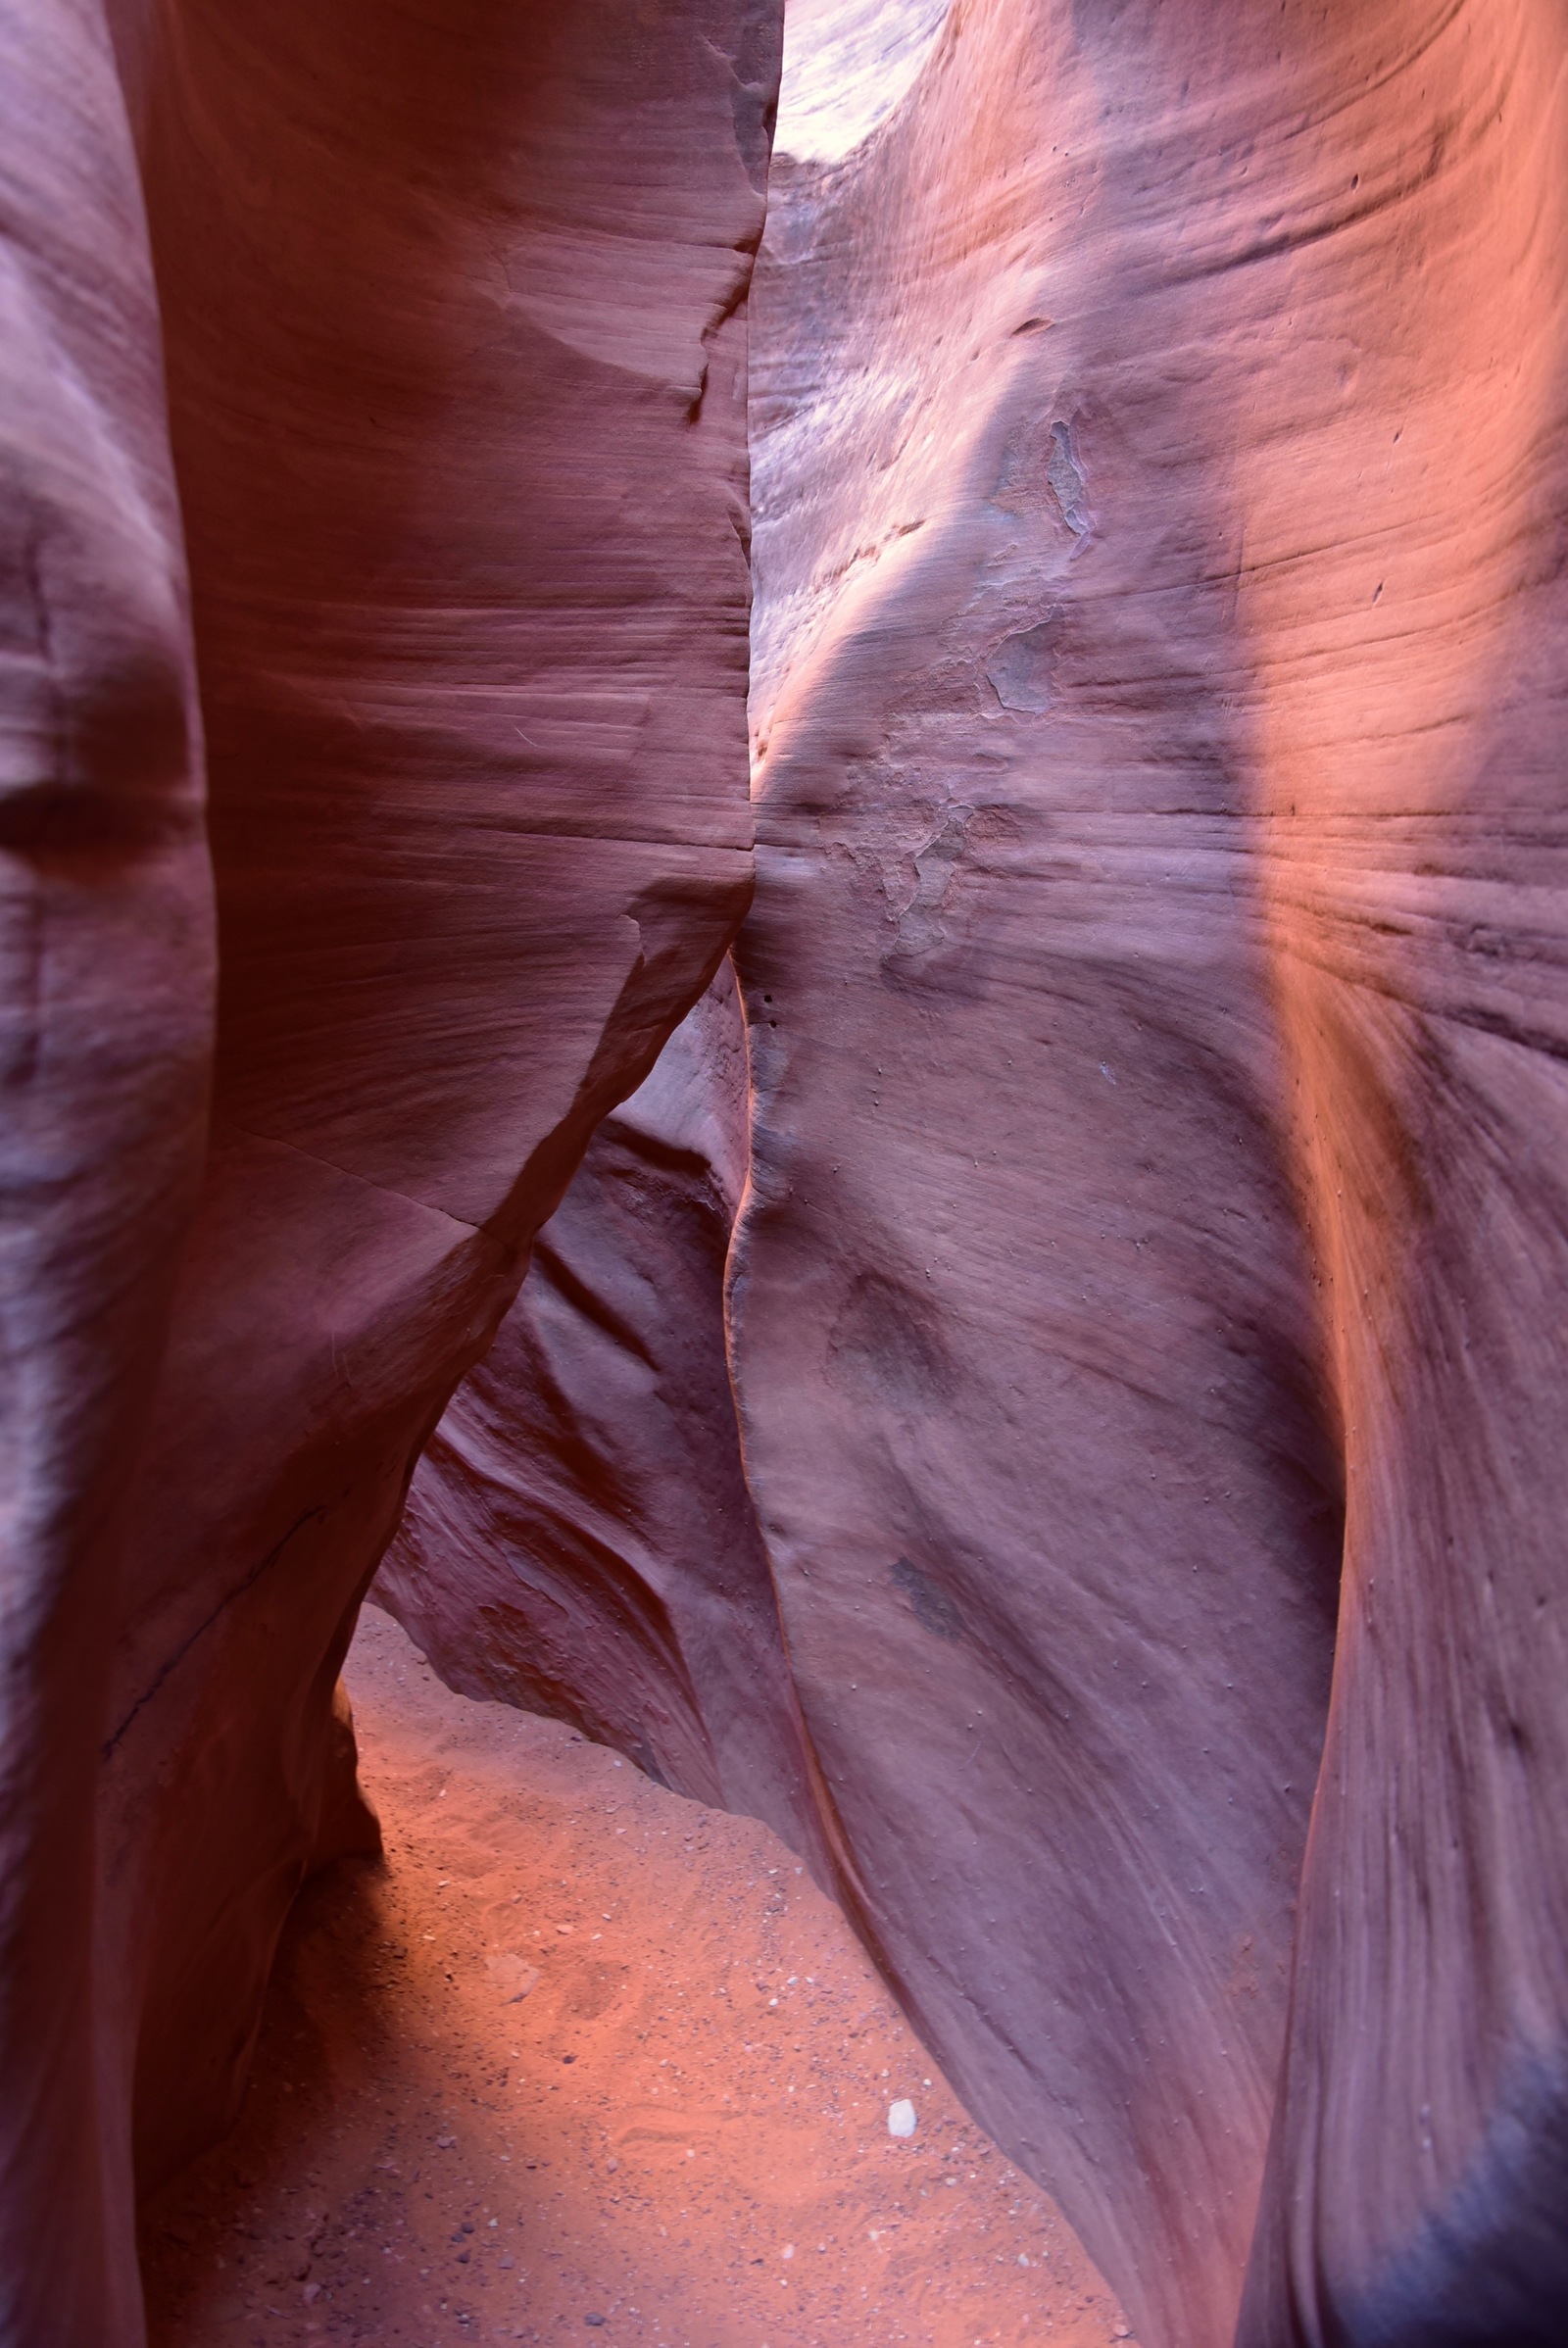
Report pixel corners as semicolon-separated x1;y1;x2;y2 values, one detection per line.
748;4;1568;2339
376;961;831;1876
750;6;1568;2338
0;0;775;2337
386;5;1568;2347
0;7;213;2335
2;2;1567;2345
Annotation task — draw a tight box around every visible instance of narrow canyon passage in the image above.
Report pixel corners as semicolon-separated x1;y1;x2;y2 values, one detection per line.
139;1610;1133;2348
6;2;1567;2340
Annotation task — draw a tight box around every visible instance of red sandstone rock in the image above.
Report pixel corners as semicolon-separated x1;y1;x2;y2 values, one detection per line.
398;7;1568;2346
375;962;831;1876
738;18;1342;2346
1218;6;1568;2338
5;2;1568;2344
0;0;776;2337
741;6;1568;2345
0;3;212;2335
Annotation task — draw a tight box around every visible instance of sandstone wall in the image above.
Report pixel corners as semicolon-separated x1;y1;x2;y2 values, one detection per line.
0;6;212;2332
376;961;831;1874
392;6;1568;2345
0;1;778;2336
749;5;1568;2337
3;2;1567;2343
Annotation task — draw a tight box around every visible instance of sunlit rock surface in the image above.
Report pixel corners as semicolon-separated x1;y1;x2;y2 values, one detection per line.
738;12;1343;2345
3;1;1567;2344
751;5;1568;2340
393;6;1568;2347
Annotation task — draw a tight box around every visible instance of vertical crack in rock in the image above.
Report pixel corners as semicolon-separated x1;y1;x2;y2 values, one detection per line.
3;3;1568;2345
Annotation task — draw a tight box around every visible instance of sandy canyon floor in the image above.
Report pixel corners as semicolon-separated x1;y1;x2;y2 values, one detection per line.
140;1606;1133;2348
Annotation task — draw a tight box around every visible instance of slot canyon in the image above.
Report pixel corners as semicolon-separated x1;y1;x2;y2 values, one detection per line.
1;0;1566;2343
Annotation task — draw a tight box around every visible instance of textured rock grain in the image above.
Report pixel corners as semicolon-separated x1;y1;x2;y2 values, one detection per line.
0;3;211;2334
4;4;1568;2346
740;12;1342;2344
377;962;829;1874
0;1;777;2337
742;8;1568;2346
395;7;1568;2347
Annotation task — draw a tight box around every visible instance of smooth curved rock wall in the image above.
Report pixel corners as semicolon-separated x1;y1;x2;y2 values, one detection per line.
5;2;1568;2343
1224;2;1568;2334
0;1;777;2337
390;5;1568;2346
740;11;1343;2342
0;6;212;2334
376;961;831;1875
752;4;1568;2340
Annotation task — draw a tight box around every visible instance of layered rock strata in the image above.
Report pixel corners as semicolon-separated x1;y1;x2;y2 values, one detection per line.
0;7;212;2334
5;0;1568;2344
743;4;1568;2338
0;0;777;2337
396;5;1568;2346
376;961;830;1872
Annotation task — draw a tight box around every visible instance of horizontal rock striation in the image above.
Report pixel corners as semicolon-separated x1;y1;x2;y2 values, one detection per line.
402;4;1568;2345
375;961;831;1873
747;3;1568;2341
0;5;212;2335
0;0;777;2336
3;1;1567;2343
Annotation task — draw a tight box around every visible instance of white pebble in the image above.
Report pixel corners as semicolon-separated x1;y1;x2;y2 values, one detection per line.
888;2098;917;2138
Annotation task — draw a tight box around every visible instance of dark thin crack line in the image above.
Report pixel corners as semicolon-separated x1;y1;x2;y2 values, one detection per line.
102;1507;327;1759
